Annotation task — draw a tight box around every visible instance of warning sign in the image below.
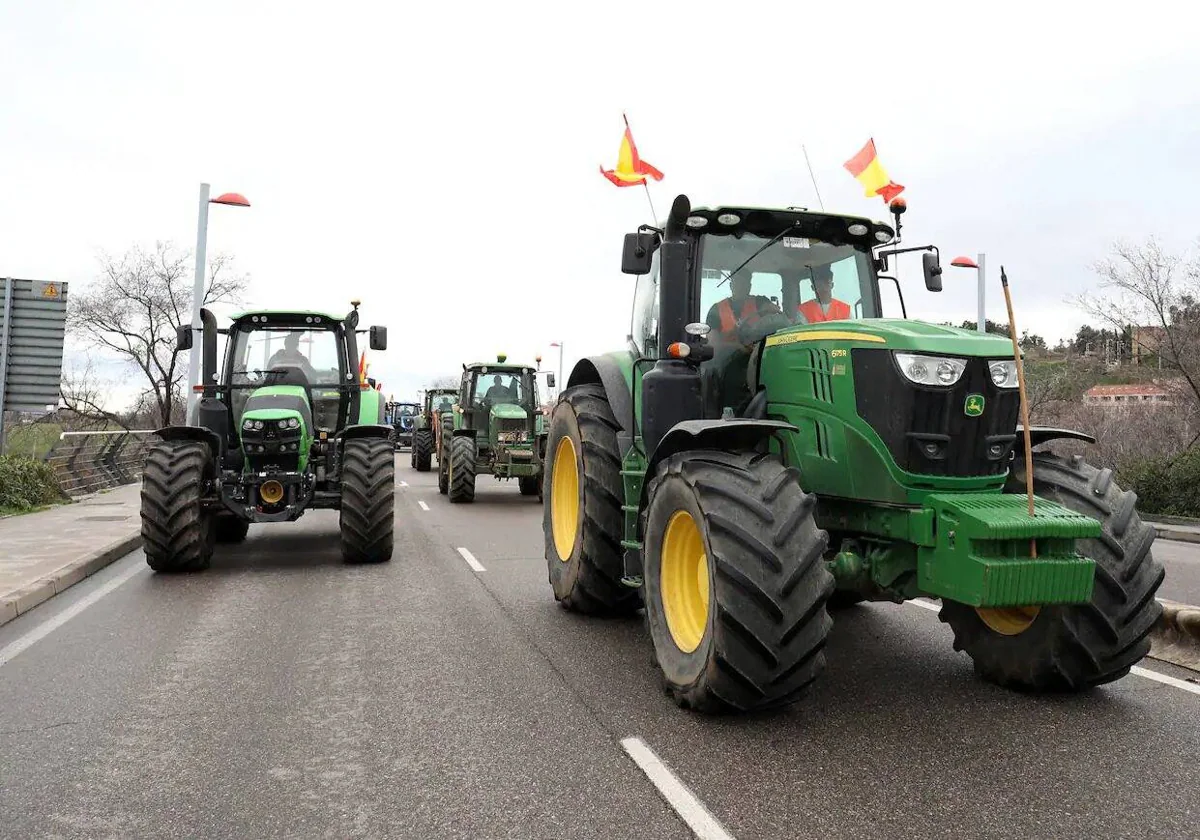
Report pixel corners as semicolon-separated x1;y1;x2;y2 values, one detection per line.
38;281;60;298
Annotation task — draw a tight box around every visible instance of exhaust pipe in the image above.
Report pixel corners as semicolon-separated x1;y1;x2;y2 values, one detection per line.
201;307;218;396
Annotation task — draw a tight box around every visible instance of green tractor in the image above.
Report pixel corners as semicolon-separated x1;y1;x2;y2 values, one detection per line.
411;387;457;472
141;301;396;571
438;355;554;503
543;194;1163;714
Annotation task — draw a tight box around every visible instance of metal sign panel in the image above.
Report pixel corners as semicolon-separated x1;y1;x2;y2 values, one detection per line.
0;277;69;413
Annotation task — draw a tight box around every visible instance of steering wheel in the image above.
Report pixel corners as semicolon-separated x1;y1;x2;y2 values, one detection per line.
737;311;793;346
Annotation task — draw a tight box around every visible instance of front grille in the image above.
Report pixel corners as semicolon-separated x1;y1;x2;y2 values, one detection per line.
852;349;1020;477
496;417;528;443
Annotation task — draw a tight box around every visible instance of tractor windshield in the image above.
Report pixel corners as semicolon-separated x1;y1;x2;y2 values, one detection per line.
698;234;877;342
469;371;530;407
229;327;343;387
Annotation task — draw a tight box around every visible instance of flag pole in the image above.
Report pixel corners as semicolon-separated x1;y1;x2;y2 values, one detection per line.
623;112;658;222
802;144;825;210
1001;266;1037;559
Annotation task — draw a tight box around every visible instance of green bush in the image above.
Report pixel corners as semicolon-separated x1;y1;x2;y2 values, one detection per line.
1120;448;1200;518
0;455;64;512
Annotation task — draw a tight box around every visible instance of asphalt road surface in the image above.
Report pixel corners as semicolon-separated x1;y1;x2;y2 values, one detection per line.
2;459;1198;839
1153;539;1200;604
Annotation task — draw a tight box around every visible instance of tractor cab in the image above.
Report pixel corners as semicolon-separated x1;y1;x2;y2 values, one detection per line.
460;358;539;444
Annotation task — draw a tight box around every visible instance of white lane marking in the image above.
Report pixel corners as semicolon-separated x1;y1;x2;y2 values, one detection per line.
398;481;409;488
1131;666;1200;696
902;599;1200;697
621;736;735;840
418;501;430;511
456;547;486;572
0;562;144;668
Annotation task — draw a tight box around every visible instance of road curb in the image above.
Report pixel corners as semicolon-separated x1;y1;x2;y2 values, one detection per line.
1152;525;1200;544
1148;599;1200;672
0;532;142;629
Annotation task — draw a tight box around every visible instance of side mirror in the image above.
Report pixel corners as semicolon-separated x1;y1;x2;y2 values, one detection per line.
621;232;658;275
369;325;387;350
176;325;194;352
546;372;556;389
922;252;943;293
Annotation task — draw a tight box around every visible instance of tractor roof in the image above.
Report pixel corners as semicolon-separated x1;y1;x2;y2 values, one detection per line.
229;310;344;325
670;204;895;245
465;362;535;373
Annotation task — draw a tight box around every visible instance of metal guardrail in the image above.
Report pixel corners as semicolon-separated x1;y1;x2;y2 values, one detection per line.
43;430;157;497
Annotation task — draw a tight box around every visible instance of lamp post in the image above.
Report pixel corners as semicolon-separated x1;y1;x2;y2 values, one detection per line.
187;184;250;420
951;254;986;332
549;341;564;399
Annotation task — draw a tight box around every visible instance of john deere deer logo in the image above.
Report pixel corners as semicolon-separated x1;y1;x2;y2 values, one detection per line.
964;394;985;417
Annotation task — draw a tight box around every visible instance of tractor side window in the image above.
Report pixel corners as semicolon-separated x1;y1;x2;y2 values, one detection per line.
629;248;659;356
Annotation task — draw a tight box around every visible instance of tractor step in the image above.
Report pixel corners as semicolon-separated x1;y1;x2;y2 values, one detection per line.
918;492;1102;607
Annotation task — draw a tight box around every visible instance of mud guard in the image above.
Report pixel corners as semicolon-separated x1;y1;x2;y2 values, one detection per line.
567;355;634;450
339;424;394;441
156;426;223;462
1014;425;1096;453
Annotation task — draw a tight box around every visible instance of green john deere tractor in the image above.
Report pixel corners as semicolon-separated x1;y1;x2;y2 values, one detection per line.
438;355;553;503
411;387;457;472
141;301;396;571
543;194;1163;714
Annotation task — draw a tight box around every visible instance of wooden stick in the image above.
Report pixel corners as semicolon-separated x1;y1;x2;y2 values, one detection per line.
1001;266;1037;558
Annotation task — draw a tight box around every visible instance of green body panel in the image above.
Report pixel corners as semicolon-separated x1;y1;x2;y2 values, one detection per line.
240;385;313;473
918;493;1100;606
356;388;385;426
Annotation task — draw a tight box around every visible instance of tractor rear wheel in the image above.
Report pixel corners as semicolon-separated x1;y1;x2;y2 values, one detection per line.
518;476;539;496
438;420;451;494
544;384;640;615
339;437;395;563
140;439;215;573
214;515;250;544
413;429;434;472
939;452;1164;692
643;450;834;713
448;435;477;503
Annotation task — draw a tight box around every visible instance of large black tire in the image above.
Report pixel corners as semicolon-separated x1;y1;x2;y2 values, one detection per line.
438;420;451;495
518;475;540;496
544;384;640;615
214;515;250;544
448;435;476;503
939;452;1165;692
339;437;395;563
140;440;214;573
643;450;834;714
413;429;434;472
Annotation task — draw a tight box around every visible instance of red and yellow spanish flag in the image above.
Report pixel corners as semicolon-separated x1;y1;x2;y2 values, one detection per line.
358;351;368;384
600;114;664;187
844;138;905;204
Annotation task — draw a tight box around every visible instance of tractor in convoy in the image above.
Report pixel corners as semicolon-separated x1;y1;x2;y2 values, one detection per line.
386;400;420;450
438;355;553;503
542;194;1163;714
141;301;396;570
412;387;457;472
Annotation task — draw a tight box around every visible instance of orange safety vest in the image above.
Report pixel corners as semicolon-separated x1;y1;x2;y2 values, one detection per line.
716;297;762;336
797;298;851;323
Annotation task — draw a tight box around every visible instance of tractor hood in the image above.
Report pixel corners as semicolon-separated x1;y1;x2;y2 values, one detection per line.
764;319;1017;357
490;403;529;422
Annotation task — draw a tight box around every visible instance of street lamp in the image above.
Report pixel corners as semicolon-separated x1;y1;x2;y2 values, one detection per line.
951;254;986;333
187;183;250;420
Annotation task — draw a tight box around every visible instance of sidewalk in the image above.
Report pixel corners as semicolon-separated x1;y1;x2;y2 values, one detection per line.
0;483;142;627
1147;517;1200;545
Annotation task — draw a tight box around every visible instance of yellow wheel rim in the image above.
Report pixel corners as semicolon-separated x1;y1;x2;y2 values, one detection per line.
550;436;580;561
976;605;1041;636
660;510;711;654
260;480;284;505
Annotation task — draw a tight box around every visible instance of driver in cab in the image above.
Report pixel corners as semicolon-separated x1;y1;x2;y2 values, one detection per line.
795;264;851;323
705;271;783;345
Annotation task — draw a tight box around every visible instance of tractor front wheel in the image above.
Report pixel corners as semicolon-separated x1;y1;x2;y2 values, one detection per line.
643;450;834;713
544;384;639;615
339;438;395;563
939;452;1165;692
448;435;477;503
413;429;434;472
140;439;214;573
519;476;540;497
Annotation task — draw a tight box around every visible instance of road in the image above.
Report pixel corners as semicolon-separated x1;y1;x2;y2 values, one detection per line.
1;460;1198;839
1154;539;1200;604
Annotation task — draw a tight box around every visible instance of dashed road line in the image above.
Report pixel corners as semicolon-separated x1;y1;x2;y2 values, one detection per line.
418;501;430;511
620;736;735;840
456;547;486;572
398;481;409;488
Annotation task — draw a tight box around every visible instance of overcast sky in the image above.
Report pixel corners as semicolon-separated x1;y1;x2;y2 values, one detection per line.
2;1;1197;408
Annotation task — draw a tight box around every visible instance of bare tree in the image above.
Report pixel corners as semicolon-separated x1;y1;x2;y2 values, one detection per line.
1075;237;1200;414
430;374;460;388
68;242;247;427
59;361;132;431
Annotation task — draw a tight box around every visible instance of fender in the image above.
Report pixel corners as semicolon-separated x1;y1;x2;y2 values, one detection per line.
1014;425;1096;453
156;425;222;462
339;424;394;441
452;428;478;438
567;354;635;452
639;418;798;516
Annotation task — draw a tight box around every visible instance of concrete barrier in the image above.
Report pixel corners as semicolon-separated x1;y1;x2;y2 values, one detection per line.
1149;599;1200;672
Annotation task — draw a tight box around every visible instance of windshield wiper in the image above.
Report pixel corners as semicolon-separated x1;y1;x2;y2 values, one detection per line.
717;223;802;287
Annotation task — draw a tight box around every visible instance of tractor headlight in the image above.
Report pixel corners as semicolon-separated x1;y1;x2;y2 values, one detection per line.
894;353;967;387
988;360;1019;388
